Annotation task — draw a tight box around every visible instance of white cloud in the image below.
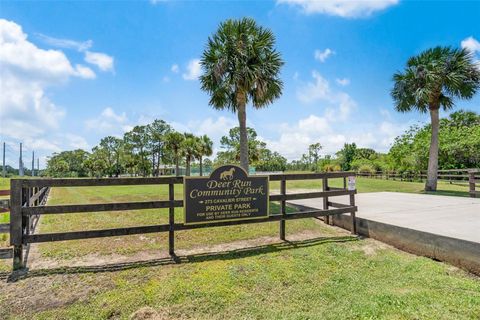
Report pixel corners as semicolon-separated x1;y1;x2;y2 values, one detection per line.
36;33;93;52
0;19;95;151
36;32;114;73
173;116;237;139
65;134;90;150
277;0;399;18
379;108;391;119
314;48;334;62
263;115;341;159
297;71;356;120
74;64;96;79
85;107;130;134
171;64;179;73
85;51;114;72
182;58;201;80
378;120;408;149
461;36;480;70
264;114;410;160
461;36;480;53
335;78;350;86
297;71;331;103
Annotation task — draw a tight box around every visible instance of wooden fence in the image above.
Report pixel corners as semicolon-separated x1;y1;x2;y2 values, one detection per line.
470;171;480;198
0;186;49;260
357;169;480;197
10;172;357;270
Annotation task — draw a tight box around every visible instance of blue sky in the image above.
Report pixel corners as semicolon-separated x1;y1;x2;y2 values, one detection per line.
1;0;479;167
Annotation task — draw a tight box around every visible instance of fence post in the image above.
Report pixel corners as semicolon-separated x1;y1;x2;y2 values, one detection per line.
279;178;286;240
10;180;24;270
469;170;477;198
322;177;329;225
168;183;175;256
350;191;356;235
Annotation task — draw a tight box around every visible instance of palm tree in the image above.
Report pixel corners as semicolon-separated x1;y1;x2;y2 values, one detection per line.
182;133;200;176
197;135;213;176
392;46;479;191
165;131;185;176
200;18;284;172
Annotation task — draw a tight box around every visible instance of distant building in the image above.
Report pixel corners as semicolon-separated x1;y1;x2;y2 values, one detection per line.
158;164;186;176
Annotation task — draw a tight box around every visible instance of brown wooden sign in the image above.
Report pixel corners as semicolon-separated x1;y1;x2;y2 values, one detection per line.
184;165;269;224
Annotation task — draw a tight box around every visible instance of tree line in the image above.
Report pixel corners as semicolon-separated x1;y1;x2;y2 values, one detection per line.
45;121;288;178
287;110;480;174
47;120;213;178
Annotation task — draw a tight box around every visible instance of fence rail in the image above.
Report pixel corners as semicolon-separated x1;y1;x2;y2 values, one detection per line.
357;169;479;197
10;172;357;270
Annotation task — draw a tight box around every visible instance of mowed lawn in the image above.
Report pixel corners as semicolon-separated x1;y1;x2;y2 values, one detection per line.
0;177;479;319
1;235;479;319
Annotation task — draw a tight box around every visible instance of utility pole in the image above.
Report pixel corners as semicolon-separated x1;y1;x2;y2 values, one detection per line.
19;143;24;177
2;142;5;178
37;158;40;176
31;151;35;176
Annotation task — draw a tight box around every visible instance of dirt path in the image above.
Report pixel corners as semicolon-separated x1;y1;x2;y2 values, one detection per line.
26;226;352;270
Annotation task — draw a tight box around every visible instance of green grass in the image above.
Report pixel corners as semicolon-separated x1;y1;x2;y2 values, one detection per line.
2;237;479;319
0;177;9;190
272;176;470;197
37;185;329;260
0;176;479;319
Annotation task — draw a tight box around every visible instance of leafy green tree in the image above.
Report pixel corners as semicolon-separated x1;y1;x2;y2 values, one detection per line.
98;136;124;177
336;143;357;171
256;150;287;172
182;133;200;176
203;158;214;175
308;143;322;172
46;158;69;177
147;120;172;176
389;110;480;171
46;149;90;177
391;46;480;191
200;18;284;172
217;127;266;165
197;134;213;176
124;125;151;177
84;147;109;178
165;131;185;176
354;148;377;161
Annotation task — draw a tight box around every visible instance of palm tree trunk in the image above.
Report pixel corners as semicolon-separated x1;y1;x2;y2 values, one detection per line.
175;149;180;177
425;108;439;191
199;156;203;176
186;156;191;176
237;102;249;173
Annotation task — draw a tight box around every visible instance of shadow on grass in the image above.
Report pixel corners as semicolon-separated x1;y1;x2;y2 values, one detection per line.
2;235;358;282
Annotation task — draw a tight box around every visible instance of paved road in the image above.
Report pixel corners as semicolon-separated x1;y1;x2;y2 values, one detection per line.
288;192;480;243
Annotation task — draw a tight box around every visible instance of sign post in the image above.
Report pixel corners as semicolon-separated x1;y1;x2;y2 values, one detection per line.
184;165;269;224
